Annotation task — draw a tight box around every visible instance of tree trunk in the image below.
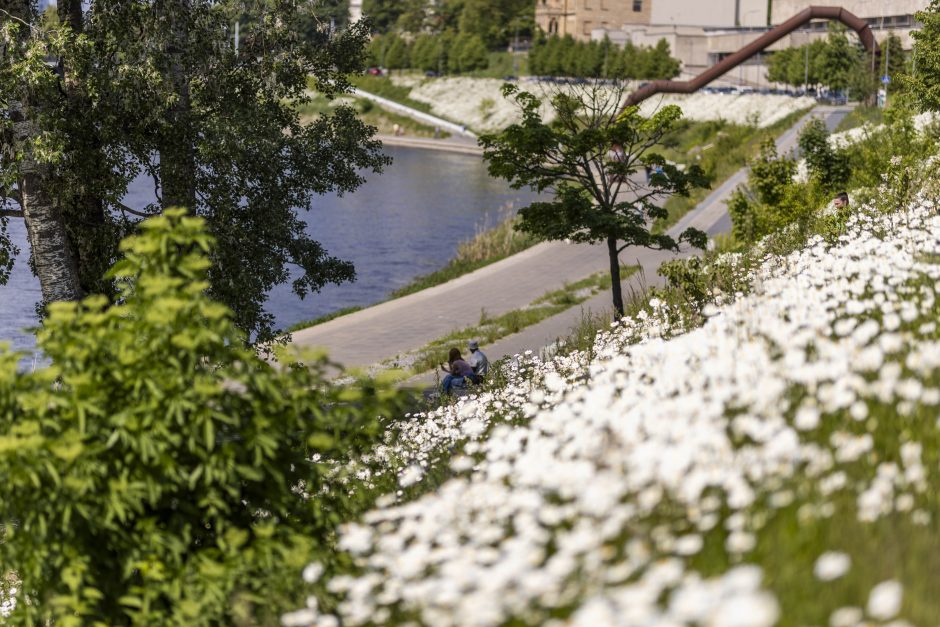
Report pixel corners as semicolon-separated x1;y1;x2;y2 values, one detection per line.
607;235;624;318
56;0;110;295
58;0;83;31
4;1;84;304
12;109;84;304
160;0;196;211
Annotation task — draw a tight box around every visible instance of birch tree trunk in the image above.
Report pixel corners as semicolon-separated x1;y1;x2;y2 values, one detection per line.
3;0;84;304
12;109;84;304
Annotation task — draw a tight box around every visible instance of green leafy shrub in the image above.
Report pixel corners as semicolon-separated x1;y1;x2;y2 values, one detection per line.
0;209;401;625
798;118;850;189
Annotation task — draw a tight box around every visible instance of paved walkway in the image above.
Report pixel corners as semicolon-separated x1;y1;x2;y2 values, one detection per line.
291;105;851;376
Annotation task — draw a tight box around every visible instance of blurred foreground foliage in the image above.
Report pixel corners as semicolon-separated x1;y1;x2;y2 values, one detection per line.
0;209;405;625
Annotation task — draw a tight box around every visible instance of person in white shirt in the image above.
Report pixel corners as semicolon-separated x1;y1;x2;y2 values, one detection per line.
467;340;489;381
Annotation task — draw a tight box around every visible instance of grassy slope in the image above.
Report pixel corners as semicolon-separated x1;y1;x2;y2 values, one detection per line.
296;91;444;138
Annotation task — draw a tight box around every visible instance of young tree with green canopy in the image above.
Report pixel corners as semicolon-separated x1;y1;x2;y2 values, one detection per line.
816;24;860;92
450;33;489;73
881;32;908;81
0;0;388;342
908;0;940;110
383;32;411;70
480;83;709;316
798;118;850;189
362;0;406;32
903;0;940;111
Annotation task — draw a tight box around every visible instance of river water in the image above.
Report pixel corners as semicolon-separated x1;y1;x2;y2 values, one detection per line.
0;146;542;354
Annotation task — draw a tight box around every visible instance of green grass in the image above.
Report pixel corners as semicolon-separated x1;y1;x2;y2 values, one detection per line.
349;75;434;114
653;107;813;233
835;105;884;133
390;216;539;299
296;92;446;137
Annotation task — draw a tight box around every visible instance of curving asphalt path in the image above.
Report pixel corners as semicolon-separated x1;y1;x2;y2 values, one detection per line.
290;105;851;374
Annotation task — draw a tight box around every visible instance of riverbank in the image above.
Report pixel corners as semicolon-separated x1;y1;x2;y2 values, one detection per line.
288;104;840;378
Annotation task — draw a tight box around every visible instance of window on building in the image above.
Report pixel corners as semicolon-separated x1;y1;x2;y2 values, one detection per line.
583;20;592;35
633;0;642;12
549;18;558;34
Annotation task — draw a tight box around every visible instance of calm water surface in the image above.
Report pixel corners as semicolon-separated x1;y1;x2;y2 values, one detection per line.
0;146;542;353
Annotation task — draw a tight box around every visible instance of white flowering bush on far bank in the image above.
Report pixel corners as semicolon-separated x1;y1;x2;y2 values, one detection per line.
393;75;815;133
282;149;940;626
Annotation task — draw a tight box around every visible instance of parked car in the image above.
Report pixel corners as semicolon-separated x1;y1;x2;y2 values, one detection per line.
366;67;383;76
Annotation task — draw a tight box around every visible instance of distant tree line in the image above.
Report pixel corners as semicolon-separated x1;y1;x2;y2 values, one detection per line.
528;33;681;80
766;26;907;98
363;0;534;49
367;31;490;73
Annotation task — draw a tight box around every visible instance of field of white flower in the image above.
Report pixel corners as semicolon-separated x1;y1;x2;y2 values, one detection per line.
285;179;940;625
396;76;815;132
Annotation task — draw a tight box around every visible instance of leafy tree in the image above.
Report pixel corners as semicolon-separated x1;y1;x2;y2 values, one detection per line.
383;32;411;70
643;39;681;79
766;39;837;90
881;32;907;81
297;0;350;31
457;0;533;49
362;0;405;32
430;0;467;32
908;0;940;111
480;83;709;316
527;35;680;80
750;139;797;207
766;48;796;85
798;118;850;188
450;33;489;73
728;139;809;243
412;32;445;72
816;25;860;92
1;1;387;342
0;209;404;624
396;0;431;32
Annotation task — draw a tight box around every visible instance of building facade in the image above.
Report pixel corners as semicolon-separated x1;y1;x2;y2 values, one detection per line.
535;0;652;40
586;0;927;87
651;0;768;28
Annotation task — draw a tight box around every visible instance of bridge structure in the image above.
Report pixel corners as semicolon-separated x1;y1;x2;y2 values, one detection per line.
623;6;881;108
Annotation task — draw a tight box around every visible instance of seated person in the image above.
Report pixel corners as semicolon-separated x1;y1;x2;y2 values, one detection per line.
467;340;489;383
441;347;474;395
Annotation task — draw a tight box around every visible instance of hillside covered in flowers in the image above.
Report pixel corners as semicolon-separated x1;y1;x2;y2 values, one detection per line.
285;151;940;625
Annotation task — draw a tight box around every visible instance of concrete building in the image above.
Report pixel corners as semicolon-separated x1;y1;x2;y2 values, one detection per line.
585;0;928;87
535;0;652;40
651;0;768;28
349;0;363;23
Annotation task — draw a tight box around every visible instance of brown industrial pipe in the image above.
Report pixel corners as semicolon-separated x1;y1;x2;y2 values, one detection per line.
622;6;880;107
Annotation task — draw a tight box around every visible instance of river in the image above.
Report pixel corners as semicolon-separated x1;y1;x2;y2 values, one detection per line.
0;146;543;354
